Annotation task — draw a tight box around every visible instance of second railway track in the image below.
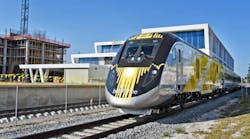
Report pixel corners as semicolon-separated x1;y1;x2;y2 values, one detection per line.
0;101;108;123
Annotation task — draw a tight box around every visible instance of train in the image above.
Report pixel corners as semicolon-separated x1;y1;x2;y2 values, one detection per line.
105;32;240;115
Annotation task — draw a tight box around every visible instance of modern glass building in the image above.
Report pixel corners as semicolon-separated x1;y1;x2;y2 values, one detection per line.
142;24;234;71
72;24;234;71
71;41;124;65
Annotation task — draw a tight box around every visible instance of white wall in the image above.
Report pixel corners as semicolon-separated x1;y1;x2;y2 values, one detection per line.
64;69;89;84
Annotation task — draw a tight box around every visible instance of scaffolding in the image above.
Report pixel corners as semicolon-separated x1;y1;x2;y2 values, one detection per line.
0;34;70;74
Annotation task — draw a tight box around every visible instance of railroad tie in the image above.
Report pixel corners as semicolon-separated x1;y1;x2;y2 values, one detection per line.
123;119;137;122
109;122;126;126
117;120;134;124
101;124;119;129
73;131;93;137
61;134;80;139
93;126;109;131
82;128;102;134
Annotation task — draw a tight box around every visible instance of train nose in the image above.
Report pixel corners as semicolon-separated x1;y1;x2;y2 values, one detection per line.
105;86;168;109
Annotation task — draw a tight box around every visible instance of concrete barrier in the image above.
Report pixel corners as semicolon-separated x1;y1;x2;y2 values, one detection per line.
0;84;106;111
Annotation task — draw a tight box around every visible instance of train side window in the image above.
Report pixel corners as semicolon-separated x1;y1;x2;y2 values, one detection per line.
196;58;200;79
178;49;181;63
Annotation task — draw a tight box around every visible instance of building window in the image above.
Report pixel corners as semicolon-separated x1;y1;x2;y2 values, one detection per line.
97;44;122;53
219;45;222;58
174;31;205;49
74;58;79;63
102;45;111;53
78;58;98;64
112;45;121;52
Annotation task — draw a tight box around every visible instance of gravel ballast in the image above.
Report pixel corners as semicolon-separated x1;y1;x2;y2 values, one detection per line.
0;107;121;139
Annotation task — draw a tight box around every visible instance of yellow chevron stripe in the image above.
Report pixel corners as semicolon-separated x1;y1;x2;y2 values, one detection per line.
113;63;164;100
183;55;222;93
183;55;208;92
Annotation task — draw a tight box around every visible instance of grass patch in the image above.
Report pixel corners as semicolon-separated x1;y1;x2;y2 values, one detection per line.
243;129;250;136
193;129;209;135
205;115;250;139
204;92;250;139
175;127;188;134
163;131;171;137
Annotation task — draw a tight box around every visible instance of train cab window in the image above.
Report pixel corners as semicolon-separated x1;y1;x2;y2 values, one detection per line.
141;45;154;56
119;39;162;67
126;46;138;58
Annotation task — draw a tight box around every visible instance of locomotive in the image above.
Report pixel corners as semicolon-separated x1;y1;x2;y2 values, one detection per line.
105;32;240;114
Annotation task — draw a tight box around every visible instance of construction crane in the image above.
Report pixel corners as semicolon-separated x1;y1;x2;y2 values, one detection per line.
20;0;29;35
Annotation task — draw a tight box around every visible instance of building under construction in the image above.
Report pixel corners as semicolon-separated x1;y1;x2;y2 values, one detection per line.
0;33;70;74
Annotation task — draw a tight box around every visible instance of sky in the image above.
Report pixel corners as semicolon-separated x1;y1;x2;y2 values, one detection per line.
0;0;249;77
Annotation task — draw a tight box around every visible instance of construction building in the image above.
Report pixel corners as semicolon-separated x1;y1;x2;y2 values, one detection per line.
0;33;70;74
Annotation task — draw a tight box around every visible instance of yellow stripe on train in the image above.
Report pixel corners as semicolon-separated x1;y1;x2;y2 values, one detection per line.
114;67;150;100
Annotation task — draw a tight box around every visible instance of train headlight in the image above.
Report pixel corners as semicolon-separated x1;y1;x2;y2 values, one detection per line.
142;68;160;87
151;70;157;75
124;68;135;77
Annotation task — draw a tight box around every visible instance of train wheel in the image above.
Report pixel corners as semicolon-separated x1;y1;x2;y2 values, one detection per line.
180;102;184;109
161;107;170;113
180;97;185;108
196;92;202;101
176;94;185;109
211;94;214;98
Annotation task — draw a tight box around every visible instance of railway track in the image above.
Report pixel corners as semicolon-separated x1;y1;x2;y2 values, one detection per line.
17;89;240;139
0;101;108;123
16;98;209;138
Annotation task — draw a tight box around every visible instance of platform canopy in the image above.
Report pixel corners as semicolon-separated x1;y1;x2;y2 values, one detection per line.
19;64;90;83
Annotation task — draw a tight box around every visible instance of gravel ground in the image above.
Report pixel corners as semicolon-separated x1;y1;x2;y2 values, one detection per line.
105;90;242;139
0;107;121;139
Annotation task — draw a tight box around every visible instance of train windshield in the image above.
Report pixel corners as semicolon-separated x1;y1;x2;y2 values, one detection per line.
118;39;162;67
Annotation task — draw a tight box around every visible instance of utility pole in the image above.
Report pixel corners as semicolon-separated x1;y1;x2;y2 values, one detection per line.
20;0;29;35
248;64;250;83
20;0;30;81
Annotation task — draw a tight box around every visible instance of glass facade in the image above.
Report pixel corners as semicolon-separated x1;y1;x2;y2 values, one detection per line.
79;58;99;64
173;31;204;49
173;30;233;71
97;44;121;53
209;33;234;71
